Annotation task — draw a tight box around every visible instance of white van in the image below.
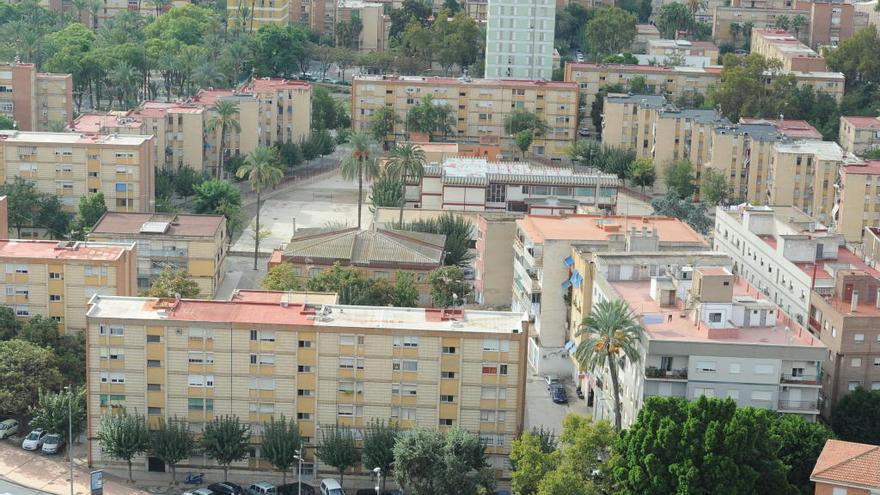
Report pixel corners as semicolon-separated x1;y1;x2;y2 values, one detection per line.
319;479;344;495
247;482;277;495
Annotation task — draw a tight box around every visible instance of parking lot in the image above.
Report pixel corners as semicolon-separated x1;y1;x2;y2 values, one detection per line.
523;374;592;436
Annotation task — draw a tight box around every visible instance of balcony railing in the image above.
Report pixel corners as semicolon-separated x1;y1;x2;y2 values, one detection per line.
778;399;818;411
645;366;688;380
780;373;820;385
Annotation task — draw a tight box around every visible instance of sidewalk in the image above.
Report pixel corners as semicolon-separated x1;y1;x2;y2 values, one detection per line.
0;442;148;495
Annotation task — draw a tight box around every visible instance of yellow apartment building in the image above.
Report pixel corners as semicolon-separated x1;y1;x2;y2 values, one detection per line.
839;116;880;156
706;123;787;203
0;63;73;132
88;213;227;297
337;0;390;52
128;102;210;173
767;140;861;223
751;28;828;72
351;75;579;160
0;130;156;215
646;39;720;62
85;294;528;480
0;240;136;334
834;160;880;243
227;0;290;29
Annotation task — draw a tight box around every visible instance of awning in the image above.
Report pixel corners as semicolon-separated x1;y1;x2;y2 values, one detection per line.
563;255;574;266
564;341;577;355
569;270;583;288
561;279;572;290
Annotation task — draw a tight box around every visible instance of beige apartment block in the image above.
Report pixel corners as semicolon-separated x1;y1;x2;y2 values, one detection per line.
474;213;520;308
767;140;862;223
633;24;661;52
465;0;488;23
839;116;880;155
646;39;720;62
351;75;579;160
337;0;390;52
707;124;785;203
0;240;136;334
85;295;528;479
0;63;73;132
833;161;880;242
227;0;290;29
0;130;155;216
128;102;210;173
751;28;827;71
89;213;227;297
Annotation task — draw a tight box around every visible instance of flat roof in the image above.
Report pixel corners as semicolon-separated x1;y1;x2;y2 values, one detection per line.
230;290;339;305
774;140;861;161
739;118;823;140
90;212;224;237
241;78;311;93
0;130;151;146
0;240;130;262
86;296;526;334
353;75;578;90
72;113;144;134
430;157;619;187
518;214;708;245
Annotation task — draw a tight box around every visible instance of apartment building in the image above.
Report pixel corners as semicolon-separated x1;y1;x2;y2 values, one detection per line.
0;240;136;334
767;140;862;223
269;227;445;306
646;39;721;62
484;0;555;80
351;75;578;160
839;116;880;156
85;295;528;478
582;253;825;427
474;213;520;308
88;213;227;297
633;24;661;53
751;28;828;71
126;102;211;173
707;123;787;204
72;113;146;136
512;214;708;374
337;0;390;52
465;0;488;23
833;161;880;243
0;130;155;215
811;439;880;494
227;0;290;29
739;117;824;140
409;157;619;212
0;63;73;132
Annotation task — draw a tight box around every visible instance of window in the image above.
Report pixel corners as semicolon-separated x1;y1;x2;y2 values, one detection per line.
146;335;161;343
852;358;863;368
374;271;390;279
249;353;275;365
297;389;313;396
695;361;716;372
338;381;364;395
441;371;456;379
188;398;214;411
147;384;161;391
100;395;126;407
250;331;275;342
339;334;356;345
480;387;507;400
249;377;276;390
393;336;419;348
49;294;61;302
188;352;214;364
442;346;457;354
298;340;312;348
393;360;418;372
49;272;62;279
109;326;124;336
188;328;213;340
727;390;740;400
391;407;416;420
848;381;861;391
855;334;865;342
754;364;774;375
338;405;364;417
439;419;454;426
249;403;275;413
298;365;313;373
392;384;417;396
339;357;365;369
482;339;510;352
751;391;772;401
709;312;722;323
693;387;714;398
482;364;498;375
874;358;880;367
188;375;215;388
297;412;312;420
440;395;455;403
99;372;125;384
729;363;741;374
147;359;161;367
14;305;29;316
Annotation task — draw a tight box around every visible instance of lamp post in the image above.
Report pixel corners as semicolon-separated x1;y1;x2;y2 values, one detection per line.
294;443;304;495
64;384;73;495
373;467;382;495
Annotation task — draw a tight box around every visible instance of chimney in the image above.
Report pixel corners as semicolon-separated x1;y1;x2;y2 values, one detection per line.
851;290;859;312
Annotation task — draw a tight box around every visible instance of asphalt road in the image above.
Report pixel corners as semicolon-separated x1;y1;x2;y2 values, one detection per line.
0;479;50;495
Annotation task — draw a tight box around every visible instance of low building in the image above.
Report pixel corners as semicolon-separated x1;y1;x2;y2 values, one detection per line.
410;157;619;213
513;214;708;374
0;240;136;334
351;75;579;160
0;130;155;216
834;161;880;242
751;28;827;72
88;213;227;297
838;116;880;156
646;39;720;62
811;439;880;494
85;295;528;478
0;63;73;132
269;227;445;305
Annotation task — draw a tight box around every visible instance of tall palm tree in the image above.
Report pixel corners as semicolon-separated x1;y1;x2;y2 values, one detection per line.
729;22;742;48
340;133;380;230
791;14;807;39
574;299;644;431
385;144;426;224
207;100;241;180
236;146;284;270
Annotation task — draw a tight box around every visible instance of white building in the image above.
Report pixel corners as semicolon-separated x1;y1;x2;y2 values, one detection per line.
484;0;555;80
586;252;826;427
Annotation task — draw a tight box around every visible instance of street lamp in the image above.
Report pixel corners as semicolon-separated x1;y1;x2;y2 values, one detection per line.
294;443;304;495
373;467;382;495
63;384;73;495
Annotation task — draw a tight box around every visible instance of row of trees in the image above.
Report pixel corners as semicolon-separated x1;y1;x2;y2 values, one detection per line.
0;178;106;239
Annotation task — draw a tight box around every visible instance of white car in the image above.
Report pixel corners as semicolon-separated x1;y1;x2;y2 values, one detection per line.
41;433;64;454
0;419;19;439
183;489;215;495
21;429;47;450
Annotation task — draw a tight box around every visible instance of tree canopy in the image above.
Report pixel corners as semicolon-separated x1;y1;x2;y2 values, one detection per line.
394;428;495;495
831;387;880;445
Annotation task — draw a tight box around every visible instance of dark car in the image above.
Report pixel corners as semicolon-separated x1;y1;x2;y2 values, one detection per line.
209;483;244;495
276;482;316;495
551;384;568;404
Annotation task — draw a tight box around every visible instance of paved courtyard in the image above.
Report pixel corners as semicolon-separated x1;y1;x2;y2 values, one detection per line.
524;372;592;436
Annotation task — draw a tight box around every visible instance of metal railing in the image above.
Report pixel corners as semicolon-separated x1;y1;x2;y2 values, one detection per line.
780;373;820;385
778;399;818;411
644;366;688;380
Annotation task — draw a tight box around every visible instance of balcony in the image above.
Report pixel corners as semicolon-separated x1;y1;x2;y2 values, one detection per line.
780;373;820;386
644;366;688;380
778;399;818;412
808;317;820;333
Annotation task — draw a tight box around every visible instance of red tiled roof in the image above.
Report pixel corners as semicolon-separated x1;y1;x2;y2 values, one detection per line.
842;116;880;128
811;439;880;489
0;240;128;261
842;160;880;176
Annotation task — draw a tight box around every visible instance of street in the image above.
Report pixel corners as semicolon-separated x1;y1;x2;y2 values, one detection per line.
0;479;50;495
523;374;592;436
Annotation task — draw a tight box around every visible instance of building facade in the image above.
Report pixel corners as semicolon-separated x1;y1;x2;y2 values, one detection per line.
751;28;828;71
484;0;555;80
0;130;156;216
351;75;578;160
834;161;880;242
474;213;520;308
85;295;528;478
0;240;136;334
811;439;880;495
0;63;73;132
838;116;880;156
88;213;227;297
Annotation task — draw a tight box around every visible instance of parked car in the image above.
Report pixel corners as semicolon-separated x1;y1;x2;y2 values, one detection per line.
550;384;568;404
278;483;316;495
21;429;47;450
183;489;215;495
319;479;345;495
0;419;19;439
208;482;244;495
545;375;559;389
578;128;592;137
41;433;64;454
247;482;277;495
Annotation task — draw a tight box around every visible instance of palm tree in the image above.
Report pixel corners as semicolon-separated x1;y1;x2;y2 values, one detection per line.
385;144;426;224
774;14;791;31
791;14;807;39
729;22;742;48
236;146;284;270
340;133;380;230
207;100;241;180
741;21;755;48
574;299;644;431
686;0;707;14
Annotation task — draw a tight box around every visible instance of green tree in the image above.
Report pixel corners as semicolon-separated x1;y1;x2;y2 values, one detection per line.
770;414;832;494
250;25;308;78
396;212;474;267
276;142;303;169
20;315;61;349
370;106;402;150
362;419;400;493
651;191;712;234
0;115;15;129
708;53;781;121
656;3;695;39
664;159;697;199
428;265;471;307
391;271;420;307
630;158;655;192
142;267;201;298
306;263;391;305
791;14;807;39
311;86;339;131
2;177;41;238
28;385;86;446
831;387;880;445
151;417;196;483
774;14;791;31
207;99;241;180
405;94;456;141
173;165;204;198
72;191;107;237
574;299;643;431
826;25;880;90
236;146;284;270
340;133;380;230
700;167;730;205
385;143;426;224
590;83;625;132
201;415;251;482
261;415;302;486
262;263;302;291
510;431;561;495
316;426;361;485
504;109;546;136
55;333;86;386
515;129;534;158
393;428;495;495
193;179;242;234
0;306;20;340
537;470;598;495
38;195;71;240
610;397;793;494
0;339;62;416
862;148;880;160
369;173;405;211
96;410;151;482
617;0;652;22
584;7;637;59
